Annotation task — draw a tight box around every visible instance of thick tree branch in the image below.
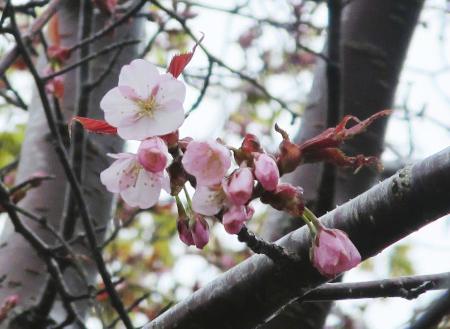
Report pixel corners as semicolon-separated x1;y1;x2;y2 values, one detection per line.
144;147;450;329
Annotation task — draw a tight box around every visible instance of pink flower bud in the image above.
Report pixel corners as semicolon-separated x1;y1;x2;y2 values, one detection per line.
254;153;279;191
177;217;194;247
137;137;169;173
311;227;361;278
192;215;209;249
222;167;254;206
222;205;254;234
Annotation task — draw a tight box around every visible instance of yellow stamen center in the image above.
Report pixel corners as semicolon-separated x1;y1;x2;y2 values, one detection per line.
136;96;158;117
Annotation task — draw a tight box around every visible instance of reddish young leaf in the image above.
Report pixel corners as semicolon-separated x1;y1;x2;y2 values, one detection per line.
274;110;391;174
167;34;204;78
299;109;392;153
71;116;117;135
303;148;383;172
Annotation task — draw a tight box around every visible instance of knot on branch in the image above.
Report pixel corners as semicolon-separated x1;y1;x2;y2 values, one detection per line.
391;166;412;200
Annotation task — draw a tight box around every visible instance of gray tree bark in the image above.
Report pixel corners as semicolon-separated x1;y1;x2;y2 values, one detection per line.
0;1;144;327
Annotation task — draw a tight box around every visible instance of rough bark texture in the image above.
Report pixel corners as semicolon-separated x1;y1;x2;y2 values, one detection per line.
260;1;424;328
0;2;143;327
144;147;450;329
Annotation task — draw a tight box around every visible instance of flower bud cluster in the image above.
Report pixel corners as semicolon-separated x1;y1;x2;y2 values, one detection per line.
75;46;386;278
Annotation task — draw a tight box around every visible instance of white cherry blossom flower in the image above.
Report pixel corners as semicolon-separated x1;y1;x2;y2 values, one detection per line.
100;152;168;209
100;59;186;140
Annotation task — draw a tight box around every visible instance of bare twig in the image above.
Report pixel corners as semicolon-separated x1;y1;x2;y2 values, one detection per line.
302;272;450;301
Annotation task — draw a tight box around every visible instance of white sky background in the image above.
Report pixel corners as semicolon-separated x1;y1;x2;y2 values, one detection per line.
0;1;449;328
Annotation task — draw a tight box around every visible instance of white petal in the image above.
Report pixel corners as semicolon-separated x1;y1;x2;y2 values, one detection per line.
156;75;186;103
100;87;140;126
120;170;162;209
117;99;185;140
118;59;160;99
107;152;135;159
192;186;223;216
161;173;171;194
100;155;136;193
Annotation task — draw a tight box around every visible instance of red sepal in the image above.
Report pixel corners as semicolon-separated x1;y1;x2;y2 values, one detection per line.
71;116;117;135
48;45;71;63
167;34;204;78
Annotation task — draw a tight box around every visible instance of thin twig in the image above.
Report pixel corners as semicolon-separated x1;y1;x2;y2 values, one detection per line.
301;272;450;301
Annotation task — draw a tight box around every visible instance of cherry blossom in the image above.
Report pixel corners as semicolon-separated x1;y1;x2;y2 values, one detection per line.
176;214;210;249
254;153;279;191
137;137;169;173
222;205;254;234
182;140;231;186
191;215;210;249
100;153;167;209
177;216;194;246
192;185;227;216
311;226;361;278
100;59;186;140
222;167;254;206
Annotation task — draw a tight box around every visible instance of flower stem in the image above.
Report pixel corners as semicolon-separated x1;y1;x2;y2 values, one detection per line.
183;185;193;213
300;207;320;236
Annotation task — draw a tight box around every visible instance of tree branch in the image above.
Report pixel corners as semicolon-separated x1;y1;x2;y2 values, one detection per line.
303;272;450;301
143;147;450;329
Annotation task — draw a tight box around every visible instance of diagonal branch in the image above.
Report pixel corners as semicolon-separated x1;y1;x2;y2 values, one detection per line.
143;147;450;329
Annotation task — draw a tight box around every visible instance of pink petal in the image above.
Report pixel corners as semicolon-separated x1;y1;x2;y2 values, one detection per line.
182;140;231;186
222;205;254;234
120;171;163;209
100;87;140;127
192;185;225;216
117;99;185;140
100;154;136;193
155;75;186;103
118;59;160;99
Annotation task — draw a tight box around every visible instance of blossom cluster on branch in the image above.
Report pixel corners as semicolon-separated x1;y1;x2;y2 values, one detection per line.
73;42;390;278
